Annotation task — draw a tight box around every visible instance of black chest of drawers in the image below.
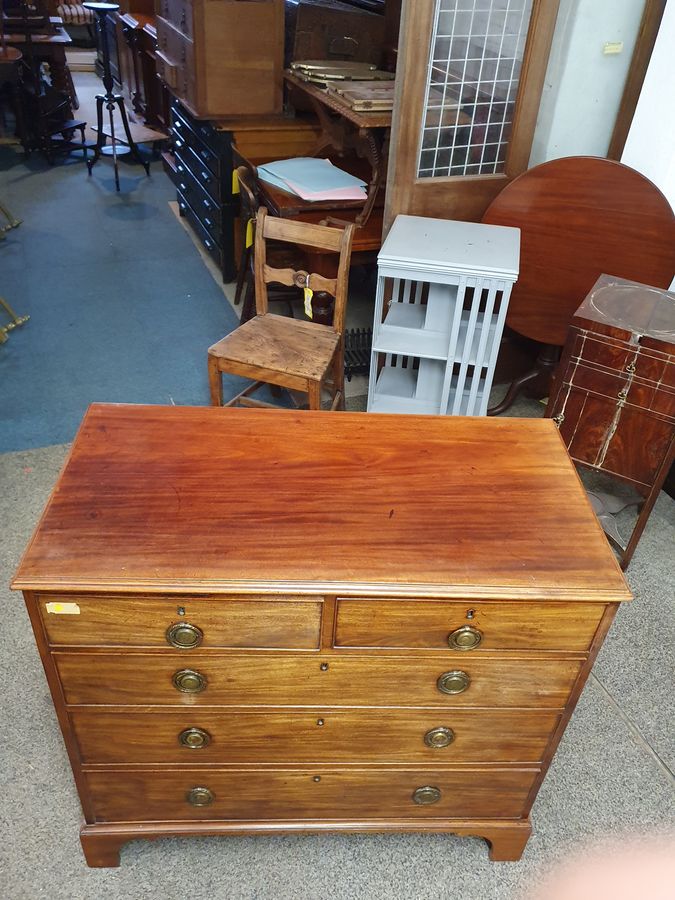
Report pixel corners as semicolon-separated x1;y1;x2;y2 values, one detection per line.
169;100;237;282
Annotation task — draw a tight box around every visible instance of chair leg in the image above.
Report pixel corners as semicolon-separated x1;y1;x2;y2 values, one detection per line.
207;355;223;406
331;343;346;411
307;380;322;410
234;246;250;306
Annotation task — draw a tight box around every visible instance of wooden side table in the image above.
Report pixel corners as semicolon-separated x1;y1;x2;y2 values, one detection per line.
546;274;675;569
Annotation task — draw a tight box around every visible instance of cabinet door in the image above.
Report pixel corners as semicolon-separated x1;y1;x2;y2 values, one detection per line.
385;0;559;225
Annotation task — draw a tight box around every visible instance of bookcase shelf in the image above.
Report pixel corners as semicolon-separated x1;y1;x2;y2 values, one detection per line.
367;215;520;417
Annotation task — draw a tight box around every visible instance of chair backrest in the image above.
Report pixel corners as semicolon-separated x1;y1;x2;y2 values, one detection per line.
253;207;355;334
236;165;260;220
482;156;675;346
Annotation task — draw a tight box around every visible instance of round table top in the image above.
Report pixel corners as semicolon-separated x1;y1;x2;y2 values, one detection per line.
482;156;675;346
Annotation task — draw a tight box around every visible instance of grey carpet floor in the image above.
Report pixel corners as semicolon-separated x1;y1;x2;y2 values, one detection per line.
1;418;673;899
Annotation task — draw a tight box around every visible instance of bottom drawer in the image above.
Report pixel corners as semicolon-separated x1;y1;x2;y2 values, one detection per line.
85;767;537;822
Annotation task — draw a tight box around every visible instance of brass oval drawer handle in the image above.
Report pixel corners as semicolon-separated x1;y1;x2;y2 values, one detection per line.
437;670;471;695
448;625;482;651
173;668;207;693
179;727;211;749
412;785;441;805
166;622;203;649
186;786;214;806
424;726;455;749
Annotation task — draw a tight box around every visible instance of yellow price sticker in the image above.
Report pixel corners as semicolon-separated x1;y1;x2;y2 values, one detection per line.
45;601;81;615
245;218;254;249
304;287;313;319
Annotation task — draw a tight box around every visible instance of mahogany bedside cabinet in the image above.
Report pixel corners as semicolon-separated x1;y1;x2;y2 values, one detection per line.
12;404;631;867
546;274;675;569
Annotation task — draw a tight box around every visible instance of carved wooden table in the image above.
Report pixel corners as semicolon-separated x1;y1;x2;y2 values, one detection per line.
546;274;675;568
12;404;630;867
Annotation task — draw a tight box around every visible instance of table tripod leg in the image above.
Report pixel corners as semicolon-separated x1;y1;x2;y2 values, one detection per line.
107;100;120;192
88;95;106;174
116;97;150;175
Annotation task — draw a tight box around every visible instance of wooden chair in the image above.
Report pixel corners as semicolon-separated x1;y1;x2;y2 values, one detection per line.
208;208;354;410
233;164;298;323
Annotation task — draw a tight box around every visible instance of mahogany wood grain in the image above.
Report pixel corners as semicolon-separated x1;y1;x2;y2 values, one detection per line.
79;817;532;866
38;594;321;649
83;766;538;822
482;157;675;347
55;652;583;708
334;599;605;651
11;406;631;601
70;708;560;764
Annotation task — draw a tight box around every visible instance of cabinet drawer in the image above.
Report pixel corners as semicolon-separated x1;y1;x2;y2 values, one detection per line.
172;104;221;178
56;652;582;708
156;0;193;40
178;192;223;266
334;599;605;651
175;151;219;219
72;708;560;764
176;146;221;202
85;766;538;822
38;594;322;649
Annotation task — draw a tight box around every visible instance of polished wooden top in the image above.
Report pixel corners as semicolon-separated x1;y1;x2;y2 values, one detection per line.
12;404;630;600
482;157;675;346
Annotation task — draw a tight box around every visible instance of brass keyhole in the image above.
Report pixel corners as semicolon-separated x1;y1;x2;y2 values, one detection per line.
320;663;329;671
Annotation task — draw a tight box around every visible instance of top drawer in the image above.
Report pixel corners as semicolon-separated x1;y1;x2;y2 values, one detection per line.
156;0;194;40
37;594;322;650
334;599;606;652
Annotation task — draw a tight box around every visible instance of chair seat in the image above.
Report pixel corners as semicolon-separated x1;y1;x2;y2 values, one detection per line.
208;314;339;383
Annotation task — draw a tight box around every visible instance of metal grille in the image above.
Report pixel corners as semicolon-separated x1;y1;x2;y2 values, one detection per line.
417;0;534;178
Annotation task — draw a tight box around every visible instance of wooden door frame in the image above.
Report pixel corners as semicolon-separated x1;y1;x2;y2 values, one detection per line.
384;0;560;230
607;0;667;160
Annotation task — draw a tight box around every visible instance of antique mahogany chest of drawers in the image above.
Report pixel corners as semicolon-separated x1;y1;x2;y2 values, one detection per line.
12;404;631;867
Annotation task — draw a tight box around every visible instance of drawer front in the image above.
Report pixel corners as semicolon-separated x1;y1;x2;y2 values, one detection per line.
156;17;196;107
156;0;194;40
176;146;222;203
56;653;582;708
334;599;605;651
175;151;220;220
175;165;222;243
172;104;221;178
38;594;322;649
72;708;560;764
179;192;223;265
172;99;226;157
85;767;538;821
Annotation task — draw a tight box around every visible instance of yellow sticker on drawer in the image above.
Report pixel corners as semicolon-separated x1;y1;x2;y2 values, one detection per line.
45;602;81;615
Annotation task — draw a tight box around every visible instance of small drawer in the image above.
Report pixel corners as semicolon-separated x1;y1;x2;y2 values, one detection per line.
156;16;194;71
55;652;582;708
174;157;221;241
156;0;194;40
85;766;538;822
334;599;606;651
178;191;222;266
180;146;220;200
38;594;322;649
71;708;560;764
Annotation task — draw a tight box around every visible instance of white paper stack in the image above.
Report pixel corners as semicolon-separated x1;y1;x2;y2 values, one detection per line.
257;158;367;202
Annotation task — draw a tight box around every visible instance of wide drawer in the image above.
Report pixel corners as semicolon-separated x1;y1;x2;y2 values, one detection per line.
176;170;222;243
71;708;560;764
38;594;322;649
175;151;220;222
334;599;606;651
156;0;194;41
172;103;221;178
55;652;582;708
178;192;223;267
85;766;538;821
175;145;222;202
